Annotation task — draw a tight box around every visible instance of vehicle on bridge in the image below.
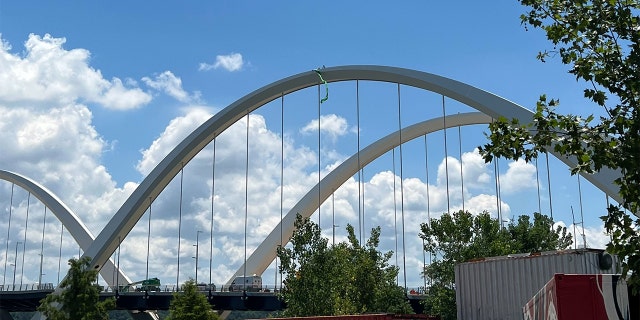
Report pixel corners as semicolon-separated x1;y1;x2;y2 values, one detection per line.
119;277;161;292
229;275;262;292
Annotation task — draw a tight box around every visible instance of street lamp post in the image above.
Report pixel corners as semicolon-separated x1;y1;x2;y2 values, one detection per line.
12;241;22;290
38;253;44;288
193;231;202;284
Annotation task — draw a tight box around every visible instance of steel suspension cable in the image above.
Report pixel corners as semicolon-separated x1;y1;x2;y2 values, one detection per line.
243;112;250;289
458;123;465;212
392;147;399;285
496;158;503;226
332;192;336;246
146;197;152;281
577;175;586;247
20;192;30;286
210;138;216;288
317;84;321;228
117;236;121;290
494;159;500;224
442;96;451;213
279;93;284;290
423;134;431;288
535;158;542;214
176;163;184;289
357;80;363;243
3;183;14;286
545;152;554;220
397;83;407;292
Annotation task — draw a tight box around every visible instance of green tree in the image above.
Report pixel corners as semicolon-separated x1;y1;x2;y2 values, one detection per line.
167;279;219;320
37;256;115;320
419;211;571;320
477;0;640;290
509;212;573;253
277;214;412;317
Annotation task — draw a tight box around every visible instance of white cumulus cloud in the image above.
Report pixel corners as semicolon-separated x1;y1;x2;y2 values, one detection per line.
301;114;350;142
499;159;538;194
199;53;244;72
0;33;152;110
142;71;201;103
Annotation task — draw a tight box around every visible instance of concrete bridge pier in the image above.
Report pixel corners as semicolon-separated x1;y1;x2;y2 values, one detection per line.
0;309;14;320
129;310;160;320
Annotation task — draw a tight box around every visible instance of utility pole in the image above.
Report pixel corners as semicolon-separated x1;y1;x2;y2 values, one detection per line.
193;230;202;284
12;241;22;289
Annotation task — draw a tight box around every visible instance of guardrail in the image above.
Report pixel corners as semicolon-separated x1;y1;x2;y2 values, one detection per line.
0;283;54;292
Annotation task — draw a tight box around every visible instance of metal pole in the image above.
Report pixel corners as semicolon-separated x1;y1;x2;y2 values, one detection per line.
12;241;21;289
194;230;201;283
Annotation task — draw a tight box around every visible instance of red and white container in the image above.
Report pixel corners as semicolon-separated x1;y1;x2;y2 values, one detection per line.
523;274;629;320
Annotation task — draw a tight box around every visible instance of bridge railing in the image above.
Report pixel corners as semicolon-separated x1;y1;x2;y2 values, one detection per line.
0;283;54;291
101;284;284;293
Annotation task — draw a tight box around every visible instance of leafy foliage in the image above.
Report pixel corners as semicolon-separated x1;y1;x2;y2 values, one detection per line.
419;211;571;320
167;279;219;320
477;0;640;291
37;256;115;320
277;214;412;317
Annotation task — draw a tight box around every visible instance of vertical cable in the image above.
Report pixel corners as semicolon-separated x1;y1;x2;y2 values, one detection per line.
535;158;542;214
545;152;554;220
458;123;465;212
111;251;116;290
423;135;431;287
279;93;284;290
176;163;184;289
57;224;64;285
117;236;121;289
317;84;322;228
3;183;14;286
442;96;451;213
577;175;587;248
146;197;152;281
332;192;335;246
397;84;407;292
497;158;502;223
210;138;216;288
243;112;250;289
392;148;398;285
356;80;363;242
494;160;500;223
361;168;365;241
20;193;30;286
39;206;47;287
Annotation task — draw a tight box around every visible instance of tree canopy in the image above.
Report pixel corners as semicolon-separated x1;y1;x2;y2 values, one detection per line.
37;256;115;320
478;0;640;291
167;279;219;320
276;214;413;317
419;210;572;320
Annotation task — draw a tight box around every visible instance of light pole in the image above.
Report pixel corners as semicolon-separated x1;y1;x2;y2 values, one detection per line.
193;230;202;284
12;241;21;289
38;253;44;288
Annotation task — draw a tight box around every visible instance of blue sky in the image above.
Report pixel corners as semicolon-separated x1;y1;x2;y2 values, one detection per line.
0;1;613;289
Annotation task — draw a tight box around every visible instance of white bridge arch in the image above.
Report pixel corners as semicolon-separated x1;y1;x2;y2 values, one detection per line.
23;65;619;282
0;170;131;286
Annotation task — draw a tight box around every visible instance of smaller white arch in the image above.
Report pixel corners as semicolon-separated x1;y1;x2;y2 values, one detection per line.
0;170;132;286
227;112;493;284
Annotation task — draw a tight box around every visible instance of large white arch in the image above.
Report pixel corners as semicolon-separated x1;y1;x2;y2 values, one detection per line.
227;112;493;283
0;170;132;285
83;65;622;274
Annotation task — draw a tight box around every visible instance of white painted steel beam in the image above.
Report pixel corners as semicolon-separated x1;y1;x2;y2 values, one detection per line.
0;170;132;285
81;65;622;277
226;112;493;283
